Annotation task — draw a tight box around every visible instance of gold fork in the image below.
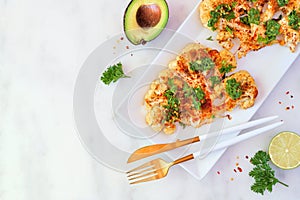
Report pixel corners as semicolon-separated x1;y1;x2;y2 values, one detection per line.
126;121;283;184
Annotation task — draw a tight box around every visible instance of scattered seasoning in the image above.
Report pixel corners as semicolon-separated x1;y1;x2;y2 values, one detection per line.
245;155;249;159
234;169;237;173
226;114;232;120
237;167;243;172
120;37;124;40
286;106;290;110
126;45;129;49
236;156;240;159
278;101;282;104
217;171;221;175
236;162;239;166
292;105;295;109
281;119;284;122
117;40;120;44
286;91;290;95
230;177;234;181
290;95;294;98
130;53;133;56
113;46;116;49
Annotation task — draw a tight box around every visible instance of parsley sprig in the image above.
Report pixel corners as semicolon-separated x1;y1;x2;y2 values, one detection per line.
100;62;129;85
249;151;289;195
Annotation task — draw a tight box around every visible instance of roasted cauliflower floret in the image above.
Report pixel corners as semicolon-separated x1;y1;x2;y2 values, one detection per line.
223;70;258;111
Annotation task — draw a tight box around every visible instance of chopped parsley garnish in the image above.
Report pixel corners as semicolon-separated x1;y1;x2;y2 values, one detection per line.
189;57;215;72
167;78;177;93
183;83;205;110
288;10;300;30
258;20;281;44
208;4;235;30
210;76;221;87
240;14;250;25
206;36;214;41
226;78;242;100
219;60;234;74
249;150;289;195
226;25;233;34
100;62;129;85
277;0;289;7
248;8;260;25
163;90;180;122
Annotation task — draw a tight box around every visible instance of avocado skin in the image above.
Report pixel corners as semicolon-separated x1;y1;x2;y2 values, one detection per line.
123;0;169;45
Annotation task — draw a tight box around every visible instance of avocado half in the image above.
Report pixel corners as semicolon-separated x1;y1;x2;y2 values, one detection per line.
123;0;169;45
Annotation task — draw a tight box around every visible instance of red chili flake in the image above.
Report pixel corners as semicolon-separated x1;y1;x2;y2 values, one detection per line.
217;171;221;175
226;114;232;120
245;155;249;159
234;169;237;173
286;91;290;95
237;167;243;172
292;105;295;109
126;45;129;49
279;101;282;104
120;37;124;40
286;106;290;110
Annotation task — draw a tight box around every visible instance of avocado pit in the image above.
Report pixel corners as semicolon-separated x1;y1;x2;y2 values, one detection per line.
136;4;161;28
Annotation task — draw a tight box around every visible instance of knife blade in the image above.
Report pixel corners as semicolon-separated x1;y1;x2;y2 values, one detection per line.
127;136;200;163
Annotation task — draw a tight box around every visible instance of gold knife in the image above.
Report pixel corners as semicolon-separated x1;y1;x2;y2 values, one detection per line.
127;136;200;163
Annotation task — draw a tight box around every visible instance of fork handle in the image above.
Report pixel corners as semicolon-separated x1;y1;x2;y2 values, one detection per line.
173;154;195;165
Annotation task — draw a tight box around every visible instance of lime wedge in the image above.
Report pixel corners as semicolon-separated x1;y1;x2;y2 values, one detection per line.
269;131;300;169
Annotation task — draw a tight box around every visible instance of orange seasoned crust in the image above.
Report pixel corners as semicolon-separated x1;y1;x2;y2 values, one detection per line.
199;0;300;58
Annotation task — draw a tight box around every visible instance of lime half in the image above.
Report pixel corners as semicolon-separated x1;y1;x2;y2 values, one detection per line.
269;131;300;169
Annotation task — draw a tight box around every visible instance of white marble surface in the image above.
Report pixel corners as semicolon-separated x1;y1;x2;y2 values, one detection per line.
0;0;299;199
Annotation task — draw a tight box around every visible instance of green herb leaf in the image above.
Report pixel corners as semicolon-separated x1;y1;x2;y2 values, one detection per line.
240;14;250;25
226;25;233;34
189;58;215;72
288;10;300;30
208;4;235;29
219;60;234;74
249;150;289;195
167;78;177;93
100;62;129;85
225;78;242;100
277;0;289;7
258;20;281;44
210;76;221;87
249;8;260;25
163;90;180;122
183;83;205;110
206;36;214;41
266;20;281;37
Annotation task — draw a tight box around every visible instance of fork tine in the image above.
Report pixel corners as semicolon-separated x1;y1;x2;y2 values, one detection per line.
129;173;159;184
126;161;155;174
128;170;157;181
127;166;156;178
